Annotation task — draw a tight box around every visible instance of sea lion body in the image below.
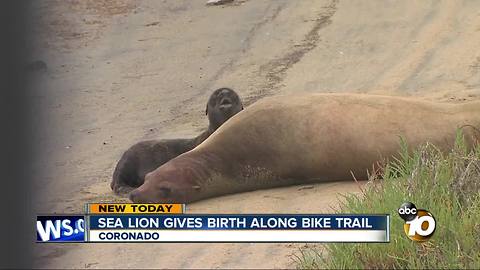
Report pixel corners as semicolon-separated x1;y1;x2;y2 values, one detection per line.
111;134;208;194
130;93;480;203
111;88;243;194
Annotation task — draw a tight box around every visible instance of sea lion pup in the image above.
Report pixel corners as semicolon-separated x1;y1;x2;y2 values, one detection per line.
129;93;480;203
111;87;243;195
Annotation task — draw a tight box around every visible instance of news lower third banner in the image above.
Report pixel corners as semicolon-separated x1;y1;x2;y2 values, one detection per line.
37;203;390;243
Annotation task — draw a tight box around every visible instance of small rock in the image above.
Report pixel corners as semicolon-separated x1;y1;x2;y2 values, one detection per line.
298;185;314;191
145;21;160;27
206;0;234;6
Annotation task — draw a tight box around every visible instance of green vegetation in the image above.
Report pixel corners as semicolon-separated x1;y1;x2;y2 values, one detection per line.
296;132;480;269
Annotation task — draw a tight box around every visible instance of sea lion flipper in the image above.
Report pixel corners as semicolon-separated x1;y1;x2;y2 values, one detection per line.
112;184;136;196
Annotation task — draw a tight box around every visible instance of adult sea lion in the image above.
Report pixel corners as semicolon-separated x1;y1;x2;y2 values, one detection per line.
111;87;243;194
129;93;480;203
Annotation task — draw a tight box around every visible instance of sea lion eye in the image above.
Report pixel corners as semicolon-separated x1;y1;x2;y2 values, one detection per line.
159;187;171;197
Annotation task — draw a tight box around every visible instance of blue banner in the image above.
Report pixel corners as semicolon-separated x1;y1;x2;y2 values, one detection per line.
89;214;387;230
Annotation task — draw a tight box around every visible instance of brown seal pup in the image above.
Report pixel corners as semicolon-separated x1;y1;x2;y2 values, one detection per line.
129;93;480;203
111;88;243;194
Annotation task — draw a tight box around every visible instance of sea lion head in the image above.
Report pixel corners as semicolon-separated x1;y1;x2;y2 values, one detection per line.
206;87;243;130
129;160;204;203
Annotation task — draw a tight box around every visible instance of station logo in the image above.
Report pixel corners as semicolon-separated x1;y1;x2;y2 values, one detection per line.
37;215;85;242
398;202;436;242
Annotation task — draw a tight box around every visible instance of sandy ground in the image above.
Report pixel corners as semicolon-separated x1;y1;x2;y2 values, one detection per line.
29;0;480;268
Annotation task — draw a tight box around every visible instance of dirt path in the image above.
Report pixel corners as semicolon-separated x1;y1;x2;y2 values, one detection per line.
30;0;480;268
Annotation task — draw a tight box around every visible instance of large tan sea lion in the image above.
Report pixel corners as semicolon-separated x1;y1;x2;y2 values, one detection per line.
129;93;480;203
111;88;243;194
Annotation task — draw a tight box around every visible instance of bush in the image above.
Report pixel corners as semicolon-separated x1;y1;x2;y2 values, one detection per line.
296;131;480;269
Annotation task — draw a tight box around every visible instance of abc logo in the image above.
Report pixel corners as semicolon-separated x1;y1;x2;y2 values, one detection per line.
398;202;436;242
